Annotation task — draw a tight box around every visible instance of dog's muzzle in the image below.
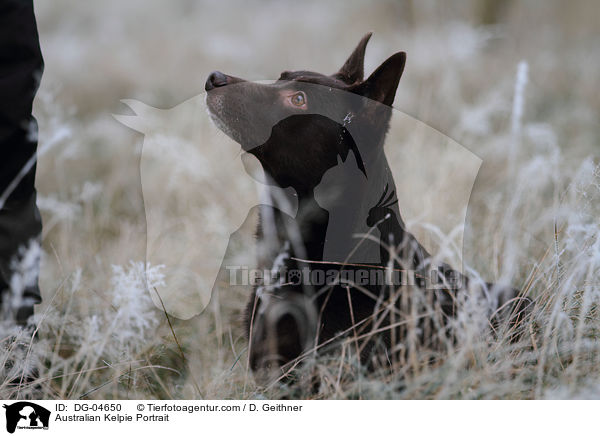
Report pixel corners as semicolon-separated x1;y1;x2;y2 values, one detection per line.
205;71;229;91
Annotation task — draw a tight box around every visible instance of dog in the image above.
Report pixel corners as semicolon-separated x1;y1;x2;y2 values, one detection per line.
205;33;530;382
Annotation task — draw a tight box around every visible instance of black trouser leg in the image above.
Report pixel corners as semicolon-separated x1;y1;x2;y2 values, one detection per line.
0;0;44;326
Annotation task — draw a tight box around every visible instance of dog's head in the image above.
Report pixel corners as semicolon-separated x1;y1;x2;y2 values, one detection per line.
205;33;406;194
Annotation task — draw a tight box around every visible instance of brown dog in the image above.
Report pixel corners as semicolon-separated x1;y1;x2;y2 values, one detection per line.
206;33;530;382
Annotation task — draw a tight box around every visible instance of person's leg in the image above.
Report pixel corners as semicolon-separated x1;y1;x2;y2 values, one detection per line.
0;0;44;326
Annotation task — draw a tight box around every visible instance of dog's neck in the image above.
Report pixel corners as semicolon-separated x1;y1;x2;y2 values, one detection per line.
257;109;430;268
264;152;408;266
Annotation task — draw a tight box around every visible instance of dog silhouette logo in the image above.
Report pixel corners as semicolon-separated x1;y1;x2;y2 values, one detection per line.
115;93;481;320
3;402;50;433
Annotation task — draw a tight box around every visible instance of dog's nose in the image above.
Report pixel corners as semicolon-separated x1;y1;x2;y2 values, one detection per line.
205;71;229;91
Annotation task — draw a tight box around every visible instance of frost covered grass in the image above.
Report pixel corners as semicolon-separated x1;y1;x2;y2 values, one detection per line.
1;0;599;399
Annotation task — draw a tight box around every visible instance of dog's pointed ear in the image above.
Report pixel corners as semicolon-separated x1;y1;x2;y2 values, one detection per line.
334;32;372;84
352;52;406;107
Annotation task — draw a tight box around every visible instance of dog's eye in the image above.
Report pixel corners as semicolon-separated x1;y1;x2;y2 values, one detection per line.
290;92;306;107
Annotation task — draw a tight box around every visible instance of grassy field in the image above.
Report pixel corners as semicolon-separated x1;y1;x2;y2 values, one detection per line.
2;0;599;399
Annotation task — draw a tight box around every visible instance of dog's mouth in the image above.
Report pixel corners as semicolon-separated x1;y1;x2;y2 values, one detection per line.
205;93;225;128
205;88;276;153
205;92;245;146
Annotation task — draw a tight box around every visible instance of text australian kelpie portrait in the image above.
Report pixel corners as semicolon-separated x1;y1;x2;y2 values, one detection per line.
205;33;530;383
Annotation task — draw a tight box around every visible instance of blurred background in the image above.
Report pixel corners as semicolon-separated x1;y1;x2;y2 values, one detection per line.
36;0;600;134
9;0;598;399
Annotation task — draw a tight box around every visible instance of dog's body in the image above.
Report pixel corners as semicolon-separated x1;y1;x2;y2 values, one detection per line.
206;33;529;381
